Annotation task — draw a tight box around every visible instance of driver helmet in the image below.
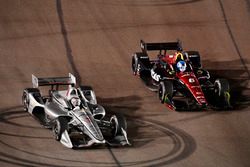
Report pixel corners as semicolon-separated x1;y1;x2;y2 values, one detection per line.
177;61;187;72
175;52;184;62
70;96;81;108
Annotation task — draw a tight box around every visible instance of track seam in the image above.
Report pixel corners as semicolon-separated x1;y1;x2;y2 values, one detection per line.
56;0;82;84
107;147;122;167
56;1;122;166
246;0;250;14
218;0;250;79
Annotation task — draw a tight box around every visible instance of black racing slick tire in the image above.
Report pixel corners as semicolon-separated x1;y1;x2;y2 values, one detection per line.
214;79;231;107
53;117;68;141
110;114;127;137
131;54;138;75
214;79;230;96
159;80;173;104
22;91;29;111
22;88;40;111
186;51;201;68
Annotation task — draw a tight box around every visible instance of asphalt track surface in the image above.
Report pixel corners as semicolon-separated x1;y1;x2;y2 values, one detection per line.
0;0;250;166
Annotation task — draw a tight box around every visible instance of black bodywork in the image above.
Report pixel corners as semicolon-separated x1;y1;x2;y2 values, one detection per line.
132;40;231;110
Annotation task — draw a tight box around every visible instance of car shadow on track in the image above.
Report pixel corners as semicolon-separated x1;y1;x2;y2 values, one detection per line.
97;95;197;166
97;95;145;147
203;59;250;111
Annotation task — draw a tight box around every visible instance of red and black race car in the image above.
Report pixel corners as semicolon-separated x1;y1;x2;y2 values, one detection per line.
131;40;231;110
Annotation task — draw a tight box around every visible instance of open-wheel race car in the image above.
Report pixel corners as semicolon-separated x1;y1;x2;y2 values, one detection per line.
22;73;130;148
132;40;231;110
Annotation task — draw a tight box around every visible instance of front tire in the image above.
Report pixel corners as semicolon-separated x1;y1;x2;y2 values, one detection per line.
214;79;231;107
159;80;173;104
53;117;68;141
110;114;127;137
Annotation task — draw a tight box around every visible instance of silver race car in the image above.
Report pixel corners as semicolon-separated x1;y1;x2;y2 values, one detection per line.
22;73;130;148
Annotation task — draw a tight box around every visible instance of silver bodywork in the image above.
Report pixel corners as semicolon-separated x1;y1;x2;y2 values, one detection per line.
23;73;130;148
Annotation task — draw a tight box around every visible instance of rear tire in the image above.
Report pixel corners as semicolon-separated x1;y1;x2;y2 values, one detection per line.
131;54;138;75
22;91;29;111
159;80;173;104
22;88;40;111
80;86;93;91
53;117;68;141
186;51;201;68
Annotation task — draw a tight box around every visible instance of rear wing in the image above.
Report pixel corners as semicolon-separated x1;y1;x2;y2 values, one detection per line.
32;73;76;88
140;40;182;53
